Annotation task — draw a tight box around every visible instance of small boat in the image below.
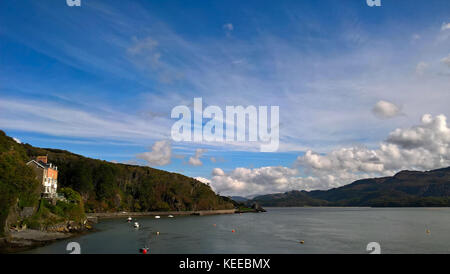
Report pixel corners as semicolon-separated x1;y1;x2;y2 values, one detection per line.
127;217;132;222
168;215;174;218
155;216;160;219
134;222;140;228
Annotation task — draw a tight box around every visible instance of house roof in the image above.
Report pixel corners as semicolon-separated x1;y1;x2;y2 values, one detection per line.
27;159;58;170
26;160;46;169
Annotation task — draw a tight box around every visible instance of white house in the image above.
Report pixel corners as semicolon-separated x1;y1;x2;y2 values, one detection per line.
26;156;58;198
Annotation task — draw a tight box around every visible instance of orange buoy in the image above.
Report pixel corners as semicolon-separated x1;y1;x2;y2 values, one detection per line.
213;224;216;227
232;229;235;233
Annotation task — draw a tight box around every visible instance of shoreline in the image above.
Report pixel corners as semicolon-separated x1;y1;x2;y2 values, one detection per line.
86;209;237;220
0;209;239;253
0;229;90;254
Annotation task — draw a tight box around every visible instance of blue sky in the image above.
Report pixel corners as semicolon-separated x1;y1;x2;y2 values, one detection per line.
1;0;450;196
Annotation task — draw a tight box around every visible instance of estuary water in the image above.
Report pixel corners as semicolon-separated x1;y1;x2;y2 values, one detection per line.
23;207;450;254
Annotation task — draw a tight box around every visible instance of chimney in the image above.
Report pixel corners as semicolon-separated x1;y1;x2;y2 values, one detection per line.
36;156;48;164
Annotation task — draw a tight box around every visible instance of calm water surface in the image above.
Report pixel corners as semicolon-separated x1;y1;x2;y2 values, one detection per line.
23;207;450;254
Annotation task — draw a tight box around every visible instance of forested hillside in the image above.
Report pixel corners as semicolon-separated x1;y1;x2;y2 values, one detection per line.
15;133;233;213
0;131;41;236
0;130;232;237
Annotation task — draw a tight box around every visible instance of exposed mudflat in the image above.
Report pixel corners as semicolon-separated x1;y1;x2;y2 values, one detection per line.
10;229;72;241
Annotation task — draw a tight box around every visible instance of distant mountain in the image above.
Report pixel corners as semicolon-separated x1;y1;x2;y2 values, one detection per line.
251;167;450;207
230;196;249;203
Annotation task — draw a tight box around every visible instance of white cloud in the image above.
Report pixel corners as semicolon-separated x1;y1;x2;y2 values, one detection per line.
208;114;450;196
208;166;314;196
387;114;450;152
12;137;21;144
188;148;207;166
415;62;429;75
298;113;450;185
441;22;450;31
441;54;450;67
372;100;402;119
137;140;172;166
212;167;225;176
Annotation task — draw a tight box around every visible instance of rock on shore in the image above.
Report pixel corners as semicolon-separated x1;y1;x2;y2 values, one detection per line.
0;229;72;253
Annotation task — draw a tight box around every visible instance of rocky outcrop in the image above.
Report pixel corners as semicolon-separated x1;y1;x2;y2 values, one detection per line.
0;218;94;253
251;202;266;212
0;229;73;253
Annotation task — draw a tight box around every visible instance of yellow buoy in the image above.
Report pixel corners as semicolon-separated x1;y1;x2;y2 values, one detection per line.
426;229;431;234
156;231;160;235
299;240;304;244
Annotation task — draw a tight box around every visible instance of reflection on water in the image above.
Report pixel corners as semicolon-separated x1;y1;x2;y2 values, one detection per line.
23;207;450;254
